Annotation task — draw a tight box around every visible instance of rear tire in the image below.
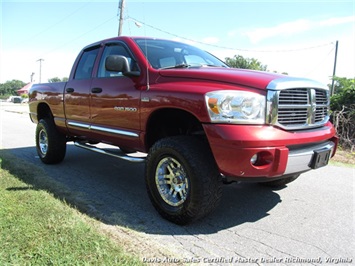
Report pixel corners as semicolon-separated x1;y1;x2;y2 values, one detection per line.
36;118;66;164
145;136;222;225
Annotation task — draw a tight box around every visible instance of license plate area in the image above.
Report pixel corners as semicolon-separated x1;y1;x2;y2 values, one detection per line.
309;148;331;169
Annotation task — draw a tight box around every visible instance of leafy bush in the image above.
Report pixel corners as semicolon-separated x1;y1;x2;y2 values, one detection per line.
330;77;355;151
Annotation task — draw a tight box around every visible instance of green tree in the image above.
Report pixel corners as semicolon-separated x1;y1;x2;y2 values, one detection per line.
48;77;61;83
48;77;68;83
329;77;355;151
0;80;26;97
225;55;268;71
330;77;355;111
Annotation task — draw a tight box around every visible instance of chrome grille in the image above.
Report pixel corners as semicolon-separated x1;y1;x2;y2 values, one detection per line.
315;89;328;123
279;88;308;105
278;108;308;125
315;89;328;104
267;87;330;130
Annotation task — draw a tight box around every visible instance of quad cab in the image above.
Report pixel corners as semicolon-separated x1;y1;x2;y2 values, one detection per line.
29;37;338;224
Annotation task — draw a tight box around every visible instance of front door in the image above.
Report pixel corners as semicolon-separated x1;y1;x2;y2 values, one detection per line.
89;42;141;148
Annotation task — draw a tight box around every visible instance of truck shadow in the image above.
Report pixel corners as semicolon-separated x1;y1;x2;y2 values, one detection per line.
1;145;282;235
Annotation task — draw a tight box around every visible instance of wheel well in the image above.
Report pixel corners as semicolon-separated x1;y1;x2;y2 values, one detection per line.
37;103;53;121
145;109;205;150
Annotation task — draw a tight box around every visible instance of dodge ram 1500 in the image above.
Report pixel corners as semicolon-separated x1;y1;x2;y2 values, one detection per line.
29;36;338;224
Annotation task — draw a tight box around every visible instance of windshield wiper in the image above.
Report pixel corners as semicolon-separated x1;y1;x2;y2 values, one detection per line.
160;63;191;70
161;63;227;70
205;64;228;68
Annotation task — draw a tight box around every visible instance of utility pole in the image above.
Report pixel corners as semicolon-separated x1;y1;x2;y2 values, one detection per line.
37;59;44;83
118;0;125;36
330;40;339;96
30;72;35;83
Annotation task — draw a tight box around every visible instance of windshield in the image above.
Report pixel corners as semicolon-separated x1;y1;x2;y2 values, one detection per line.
135;39;228;69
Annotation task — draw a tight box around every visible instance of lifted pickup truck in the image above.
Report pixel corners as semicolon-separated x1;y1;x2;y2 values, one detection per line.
29;36;338;224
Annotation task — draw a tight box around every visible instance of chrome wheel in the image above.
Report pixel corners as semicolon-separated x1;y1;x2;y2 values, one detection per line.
155;157;189;207
146;136;222;224
35;119;66;164
38;129;48;156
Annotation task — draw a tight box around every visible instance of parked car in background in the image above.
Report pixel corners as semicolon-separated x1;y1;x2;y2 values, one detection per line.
7;96;23;103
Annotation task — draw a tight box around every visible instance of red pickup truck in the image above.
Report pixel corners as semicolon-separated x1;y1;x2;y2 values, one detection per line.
29;36;338;224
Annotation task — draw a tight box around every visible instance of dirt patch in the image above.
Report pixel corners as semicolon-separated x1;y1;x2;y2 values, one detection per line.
95;223;185;266
331;149;355;166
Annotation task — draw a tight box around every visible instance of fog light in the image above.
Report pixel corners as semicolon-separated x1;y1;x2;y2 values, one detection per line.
250;151;274;167
250;154;258;165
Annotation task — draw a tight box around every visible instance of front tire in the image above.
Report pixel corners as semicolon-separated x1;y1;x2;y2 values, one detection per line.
145;136;222;225
36;118;66;164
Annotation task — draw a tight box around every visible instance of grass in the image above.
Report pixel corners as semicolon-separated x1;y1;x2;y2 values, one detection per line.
0;153;143;266
330;147;355;168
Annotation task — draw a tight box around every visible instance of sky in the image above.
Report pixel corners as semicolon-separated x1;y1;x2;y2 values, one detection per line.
1;0;354;86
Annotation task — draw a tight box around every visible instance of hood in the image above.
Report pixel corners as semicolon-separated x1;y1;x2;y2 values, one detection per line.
158;67;285;90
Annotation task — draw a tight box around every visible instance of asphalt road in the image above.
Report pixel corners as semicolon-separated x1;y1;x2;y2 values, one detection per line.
1;102;354;265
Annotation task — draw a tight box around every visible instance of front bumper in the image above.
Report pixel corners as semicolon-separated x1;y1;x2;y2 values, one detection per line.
285;141;335;176
203;122;338;180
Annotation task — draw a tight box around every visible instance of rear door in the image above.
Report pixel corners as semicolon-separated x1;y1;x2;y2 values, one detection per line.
89;42;141;148
64;45;100;136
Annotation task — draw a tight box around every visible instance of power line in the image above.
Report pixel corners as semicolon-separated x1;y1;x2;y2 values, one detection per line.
305;45;335;76
127;15;333;53
13;2;91;50
38;15;117;58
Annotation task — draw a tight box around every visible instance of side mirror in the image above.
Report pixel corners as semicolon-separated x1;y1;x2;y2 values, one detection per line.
105;55;140;77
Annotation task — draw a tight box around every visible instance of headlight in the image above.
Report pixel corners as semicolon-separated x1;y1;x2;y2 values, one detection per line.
205;90;265;124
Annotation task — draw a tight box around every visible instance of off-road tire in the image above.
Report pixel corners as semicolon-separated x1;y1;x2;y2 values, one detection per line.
145;136;222;225
36;118;66;164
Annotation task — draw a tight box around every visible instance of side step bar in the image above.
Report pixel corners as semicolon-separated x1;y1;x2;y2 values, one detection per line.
74;141;146;163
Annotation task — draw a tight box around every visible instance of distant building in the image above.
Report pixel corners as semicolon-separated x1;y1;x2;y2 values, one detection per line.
17;82;33;95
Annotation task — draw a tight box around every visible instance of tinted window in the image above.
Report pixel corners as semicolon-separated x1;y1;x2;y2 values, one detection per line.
98;43;138;78
74;47;99;80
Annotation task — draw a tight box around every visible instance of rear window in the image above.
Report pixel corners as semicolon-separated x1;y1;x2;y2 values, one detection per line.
74;47;100;79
